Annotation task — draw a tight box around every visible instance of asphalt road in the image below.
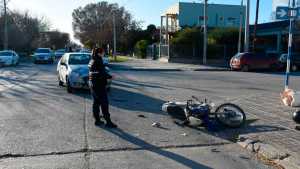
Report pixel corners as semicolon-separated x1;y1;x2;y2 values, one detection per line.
0;63;278;169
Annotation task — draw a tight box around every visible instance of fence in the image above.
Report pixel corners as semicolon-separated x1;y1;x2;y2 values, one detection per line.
146;43;237;65
147;44;169;60
169;44;237;66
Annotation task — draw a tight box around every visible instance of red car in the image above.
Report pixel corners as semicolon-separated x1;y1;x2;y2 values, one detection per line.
230;52;279;72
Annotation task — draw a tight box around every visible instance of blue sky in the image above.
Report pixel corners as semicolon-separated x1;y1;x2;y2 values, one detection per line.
9;0;282;42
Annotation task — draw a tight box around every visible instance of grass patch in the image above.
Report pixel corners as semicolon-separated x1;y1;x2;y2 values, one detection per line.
109;56;130;63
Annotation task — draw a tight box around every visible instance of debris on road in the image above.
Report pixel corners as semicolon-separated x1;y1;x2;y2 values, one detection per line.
152;122;161;128
211;148;220;153
138;114;146;118
180;133;187;137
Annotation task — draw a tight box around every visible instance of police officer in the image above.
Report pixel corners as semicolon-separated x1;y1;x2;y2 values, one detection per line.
89;48;117;128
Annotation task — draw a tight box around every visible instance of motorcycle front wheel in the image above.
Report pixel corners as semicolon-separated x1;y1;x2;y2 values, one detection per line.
214;103;246;128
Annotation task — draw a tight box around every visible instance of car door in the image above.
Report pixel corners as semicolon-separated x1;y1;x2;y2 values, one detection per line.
262;54;276;69
252;53;265;69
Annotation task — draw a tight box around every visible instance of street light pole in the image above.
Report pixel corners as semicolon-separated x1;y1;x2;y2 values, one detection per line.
244;0;250;52
203;0;208;65
238;0;244;54
253;0;260;51
113;13;117;61
3;0;8;50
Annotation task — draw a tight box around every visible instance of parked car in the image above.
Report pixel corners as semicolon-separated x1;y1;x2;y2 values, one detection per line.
102;55;109;65
33;48;55;64
54;49;66;59
0;50;19;66
57;53;112;93
79;48;91;53
278;53;300;72
230;52;280;72
80;49;109;65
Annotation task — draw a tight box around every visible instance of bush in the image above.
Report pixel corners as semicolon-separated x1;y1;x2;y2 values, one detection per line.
134;40;149;58
169;27;239;60
170;27;203;58
208;27;240;45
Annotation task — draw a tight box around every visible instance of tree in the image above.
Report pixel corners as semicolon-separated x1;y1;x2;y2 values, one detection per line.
0;10;49;52
146;24;159;43
208;28;239;45
134;40;149;58
72;1;139;50
170;27;203;58
39;31;70;49
146;24;156;35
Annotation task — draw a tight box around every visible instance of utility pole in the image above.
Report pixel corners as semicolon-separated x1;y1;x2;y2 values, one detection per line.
285;0;296;90
203;0;208;64
244;0;250;52
113;13;117;61
238;0;244;54
253;0;260;52
3;0;8;50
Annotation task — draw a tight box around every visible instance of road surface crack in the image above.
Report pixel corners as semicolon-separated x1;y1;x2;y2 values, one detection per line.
0;142;230;160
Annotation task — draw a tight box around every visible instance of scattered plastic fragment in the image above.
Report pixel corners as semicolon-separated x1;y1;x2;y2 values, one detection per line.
152;122;161;128
181;133;187;136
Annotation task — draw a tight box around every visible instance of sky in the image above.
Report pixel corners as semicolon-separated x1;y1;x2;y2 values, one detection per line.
8;0;288;43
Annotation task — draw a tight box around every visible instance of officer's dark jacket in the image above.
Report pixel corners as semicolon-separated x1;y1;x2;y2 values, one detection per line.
88;57;112;87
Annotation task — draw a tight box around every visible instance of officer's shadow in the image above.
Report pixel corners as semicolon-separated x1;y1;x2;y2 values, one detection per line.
102;127;212;169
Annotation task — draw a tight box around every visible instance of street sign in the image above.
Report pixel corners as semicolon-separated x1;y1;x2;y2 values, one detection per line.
276;6;300;20
276;7;289;20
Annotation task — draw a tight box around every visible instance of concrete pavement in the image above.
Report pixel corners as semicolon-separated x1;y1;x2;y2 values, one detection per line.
109;59;300;169
110;58;228;72
0;62;271;169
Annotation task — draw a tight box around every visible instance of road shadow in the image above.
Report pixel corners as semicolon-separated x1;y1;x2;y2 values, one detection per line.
109;87;165;115
167;107;287;142
70;82;166;115
101;128;213;169
113;79;170;90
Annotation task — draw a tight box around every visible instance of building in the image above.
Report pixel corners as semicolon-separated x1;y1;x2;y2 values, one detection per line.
159;2;245;57
161;2;245;30
250;20;300;54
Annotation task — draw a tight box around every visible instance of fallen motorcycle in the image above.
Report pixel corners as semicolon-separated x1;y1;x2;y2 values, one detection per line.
162;96;246;129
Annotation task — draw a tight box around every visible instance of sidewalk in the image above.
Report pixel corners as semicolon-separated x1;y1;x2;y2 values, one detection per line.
110;58;229;72
230;92;300;169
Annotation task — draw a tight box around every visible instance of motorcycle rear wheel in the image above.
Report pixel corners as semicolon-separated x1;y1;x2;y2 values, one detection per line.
215;103;246;128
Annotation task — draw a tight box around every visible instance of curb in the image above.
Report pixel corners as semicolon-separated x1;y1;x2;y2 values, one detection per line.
110;66;230;72
110;67;183;72
237;137;299;169
192;68;230;72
